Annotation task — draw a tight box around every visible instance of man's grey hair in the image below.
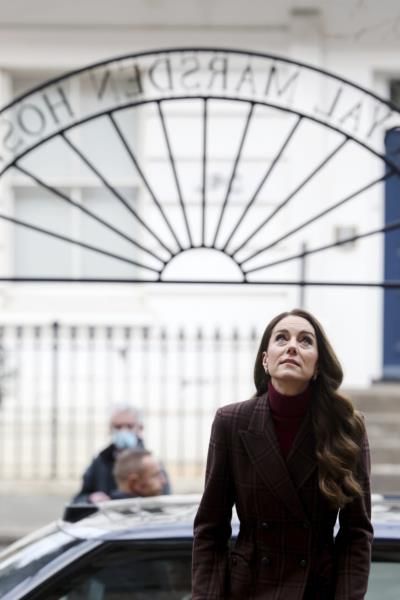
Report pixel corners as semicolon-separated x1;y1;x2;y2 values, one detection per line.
109;404;143;424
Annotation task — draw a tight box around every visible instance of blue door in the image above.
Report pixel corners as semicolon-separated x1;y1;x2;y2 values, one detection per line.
383;129;400;380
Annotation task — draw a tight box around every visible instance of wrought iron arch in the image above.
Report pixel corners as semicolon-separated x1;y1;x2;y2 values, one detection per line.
0;47;400;287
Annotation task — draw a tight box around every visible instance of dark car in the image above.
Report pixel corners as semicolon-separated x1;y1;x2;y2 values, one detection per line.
0;494;399;599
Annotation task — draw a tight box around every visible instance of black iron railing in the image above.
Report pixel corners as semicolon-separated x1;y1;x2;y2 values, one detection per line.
0;322;258;483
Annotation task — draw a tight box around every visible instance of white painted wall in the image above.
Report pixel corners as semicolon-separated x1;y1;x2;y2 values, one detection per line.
0;1;399;392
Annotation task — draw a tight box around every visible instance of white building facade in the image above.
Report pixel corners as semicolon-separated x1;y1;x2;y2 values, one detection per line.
0;1;399;486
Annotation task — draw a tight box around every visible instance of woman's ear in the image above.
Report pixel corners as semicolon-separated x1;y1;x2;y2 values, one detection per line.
262;351;268;374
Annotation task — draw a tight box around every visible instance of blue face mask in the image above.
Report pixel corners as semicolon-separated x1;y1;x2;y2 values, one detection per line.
111;428;138;450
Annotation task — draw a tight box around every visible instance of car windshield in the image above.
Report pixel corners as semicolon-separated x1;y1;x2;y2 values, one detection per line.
0;523;82;598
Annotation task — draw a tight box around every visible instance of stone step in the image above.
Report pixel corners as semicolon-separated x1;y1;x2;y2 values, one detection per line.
370;447;400;463
334;384;399;495
372;464;400;475
364;413;400;423
371;461;400;494
344;387;400;498
368;431;400;450
366;423;400;438
369;437;400;448
347;385;400;412
369;436;400;447
371;472;400;494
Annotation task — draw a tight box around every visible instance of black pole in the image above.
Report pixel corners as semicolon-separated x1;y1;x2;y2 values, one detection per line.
299;242;307;308
50;321;59;480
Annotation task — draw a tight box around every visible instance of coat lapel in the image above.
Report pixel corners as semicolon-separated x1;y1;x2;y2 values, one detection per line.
239;392;317;522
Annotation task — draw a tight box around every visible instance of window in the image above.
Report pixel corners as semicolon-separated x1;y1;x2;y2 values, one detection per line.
13;186;138;279
31;541;192;600
0;527;82;598
10;72;140;280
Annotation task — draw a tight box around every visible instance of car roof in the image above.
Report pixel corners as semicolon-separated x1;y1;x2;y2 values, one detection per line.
58;493;400;543
370;494;400;539
59;495;203;541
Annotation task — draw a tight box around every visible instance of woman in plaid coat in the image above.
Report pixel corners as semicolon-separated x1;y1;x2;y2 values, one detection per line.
192;308;373;599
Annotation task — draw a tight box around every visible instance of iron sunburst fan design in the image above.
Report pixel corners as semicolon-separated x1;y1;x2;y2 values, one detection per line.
0;48;399;287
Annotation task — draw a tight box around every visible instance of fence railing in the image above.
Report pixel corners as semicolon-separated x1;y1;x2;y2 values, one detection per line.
0;322;259;487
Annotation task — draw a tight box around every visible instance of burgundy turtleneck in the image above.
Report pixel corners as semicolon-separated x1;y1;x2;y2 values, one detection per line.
267;381;312;458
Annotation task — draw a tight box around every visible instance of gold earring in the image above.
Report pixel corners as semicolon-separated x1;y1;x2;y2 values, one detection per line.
263;363;268;375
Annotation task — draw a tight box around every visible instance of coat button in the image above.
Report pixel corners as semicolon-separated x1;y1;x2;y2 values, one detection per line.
302;521;310;529
231;556;238;566
261;521;269;529
261;556;271;566
299;559;307;568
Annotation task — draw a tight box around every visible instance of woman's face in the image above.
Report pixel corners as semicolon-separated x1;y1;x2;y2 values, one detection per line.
263;315;319;394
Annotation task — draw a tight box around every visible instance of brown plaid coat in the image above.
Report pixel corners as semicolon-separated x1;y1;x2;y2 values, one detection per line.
192;392;373;600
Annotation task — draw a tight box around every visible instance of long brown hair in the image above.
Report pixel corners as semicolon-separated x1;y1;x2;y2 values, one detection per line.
254;308;365;509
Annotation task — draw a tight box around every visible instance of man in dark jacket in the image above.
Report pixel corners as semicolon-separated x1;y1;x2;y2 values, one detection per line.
72;405;170;503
